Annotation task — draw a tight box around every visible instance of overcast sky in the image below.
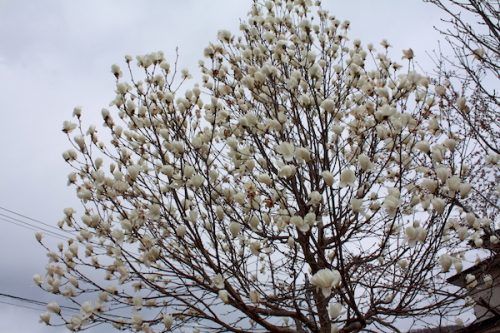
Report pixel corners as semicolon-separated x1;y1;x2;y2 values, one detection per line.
0;1;451;332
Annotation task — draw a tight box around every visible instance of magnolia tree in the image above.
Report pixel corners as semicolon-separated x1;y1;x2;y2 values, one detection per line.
35;0;499;332
424;0;499;219
423;0;500;324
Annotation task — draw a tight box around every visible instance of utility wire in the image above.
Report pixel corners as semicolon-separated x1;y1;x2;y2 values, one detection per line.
0;216;68;241
0;299;48;312
0;293;79;312
0;292;129;319
0;205;142;262
0;206;150;322
0;206;73;235
0;214;70;241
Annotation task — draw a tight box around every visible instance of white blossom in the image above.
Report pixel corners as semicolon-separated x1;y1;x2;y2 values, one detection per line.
455;318;464;327
217;30;232;42
132;312;143;326
439;254;452;272
257;173;272;186
384;193;400;217
421;178;438;192
447;176;461;192
213;274;225;289
340;169;355;187
81;301;94;314
62;149;78;161
414;141;430;153
332;125;343;136
405;226;419;246
456;97;468;112
465;274;477;289
304;212;316;227
473;48;485;59
39;312;51;325
249;290;260;303
443;138;457;151
308;191;322;206
295;147;311;162
432;198;446;214
459;183;472;198
47;302;61;314
72;107;82;118
483;274;493;287
189;174;204;188
456;227;468;241
229;222;241;238
111;63;122;77
276;142;295;161
278;165;296;178
358;154;372;171
250;241;261;255
454;258;463;273
320;99;335;113
350;198;363;213
218;290;229;303
33;274;43;286
436;167;450;183
62;121;77;133
328;302;343;319
402;48;414;60
162;314;174;330
433;85;446;97
310;268;341;297
176;225;187;238
321;171;334;186
291;216;309;233
464;296;475;306
215;206;224;220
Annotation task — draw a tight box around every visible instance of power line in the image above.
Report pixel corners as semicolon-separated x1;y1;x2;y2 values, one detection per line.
0;299;47;312
0;214;70;241
0;292;79;313
0;205;142;260
0;216;68;241
0;292;128;319
0;205;73;236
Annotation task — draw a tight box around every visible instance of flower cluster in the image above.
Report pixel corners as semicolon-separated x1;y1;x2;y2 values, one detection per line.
35;0;497;332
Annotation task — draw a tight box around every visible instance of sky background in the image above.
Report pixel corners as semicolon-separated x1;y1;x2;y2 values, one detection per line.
0;1;454;332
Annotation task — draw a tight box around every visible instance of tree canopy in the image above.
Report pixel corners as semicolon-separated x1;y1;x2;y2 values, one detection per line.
36;1;498;332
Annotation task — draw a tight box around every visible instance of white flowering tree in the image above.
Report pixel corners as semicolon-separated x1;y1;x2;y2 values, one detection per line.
423;0;500;325
36;0;498;332
424;0;499;220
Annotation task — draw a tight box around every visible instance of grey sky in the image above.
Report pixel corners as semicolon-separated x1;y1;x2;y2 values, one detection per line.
0;1;448;332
